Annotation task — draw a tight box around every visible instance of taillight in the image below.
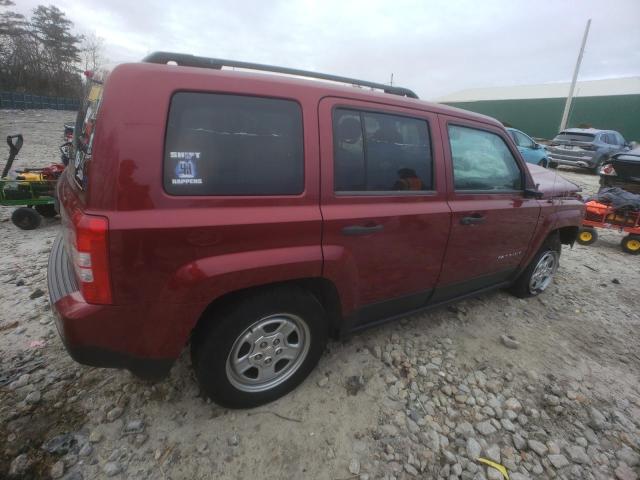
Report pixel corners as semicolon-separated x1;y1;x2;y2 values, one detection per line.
600;164;617;176
70;212;112;304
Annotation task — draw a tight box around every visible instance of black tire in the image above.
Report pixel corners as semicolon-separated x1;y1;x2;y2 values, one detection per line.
191;286;327;408
538;158;548;168
576;227;598;246
11;207;42;230
548;161;558;169
35;203;57;218
509;238;561;298
621;235;640;255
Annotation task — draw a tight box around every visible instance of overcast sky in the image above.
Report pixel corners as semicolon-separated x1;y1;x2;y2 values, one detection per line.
11;0;640;99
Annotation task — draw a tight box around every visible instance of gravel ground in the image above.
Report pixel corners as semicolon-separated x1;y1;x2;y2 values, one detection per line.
1;110;639;480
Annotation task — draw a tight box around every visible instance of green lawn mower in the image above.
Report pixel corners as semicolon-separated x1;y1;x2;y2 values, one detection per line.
1;134;65;230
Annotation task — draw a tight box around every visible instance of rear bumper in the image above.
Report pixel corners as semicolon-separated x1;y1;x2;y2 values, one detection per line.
548;151;597;167
47;234;176;379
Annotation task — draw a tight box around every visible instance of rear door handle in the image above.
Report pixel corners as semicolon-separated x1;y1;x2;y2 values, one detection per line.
460;214;485;225
341;224;384;236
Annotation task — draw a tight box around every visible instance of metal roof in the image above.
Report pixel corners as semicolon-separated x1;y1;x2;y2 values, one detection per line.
436;76;640;103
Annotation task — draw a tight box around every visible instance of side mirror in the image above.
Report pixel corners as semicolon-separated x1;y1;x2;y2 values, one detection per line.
533;143;542;150
524;187;543;199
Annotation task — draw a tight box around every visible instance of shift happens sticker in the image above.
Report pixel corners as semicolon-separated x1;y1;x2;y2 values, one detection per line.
170;152;203;185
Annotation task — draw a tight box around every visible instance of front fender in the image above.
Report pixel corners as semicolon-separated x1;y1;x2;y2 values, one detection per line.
519;199;584;269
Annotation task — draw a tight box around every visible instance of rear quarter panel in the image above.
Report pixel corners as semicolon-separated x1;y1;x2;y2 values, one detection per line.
91;64;324;318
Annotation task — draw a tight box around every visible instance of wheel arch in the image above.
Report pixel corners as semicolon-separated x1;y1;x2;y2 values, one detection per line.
190;277;344;345
557;225;579;246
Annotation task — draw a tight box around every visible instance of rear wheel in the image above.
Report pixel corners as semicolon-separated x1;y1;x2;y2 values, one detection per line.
191;286;327;408
576;227;598;246
509;240;560;298
621;235;640;255
35;204;57;218
11;207;41;230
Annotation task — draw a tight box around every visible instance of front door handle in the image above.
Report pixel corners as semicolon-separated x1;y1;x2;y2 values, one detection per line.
460;214;485;225
341;224;384;236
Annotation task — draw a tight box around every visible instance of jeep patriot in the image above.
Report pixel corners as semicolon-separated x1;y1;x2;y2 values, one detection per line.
48;52;585;408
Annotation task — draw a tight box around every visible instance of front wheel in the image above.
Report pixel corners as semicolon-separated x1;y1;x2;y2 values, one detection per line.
621;235;640;255
538;158;549;168
509;242;560;298
548;161;558;169
191;286;327;408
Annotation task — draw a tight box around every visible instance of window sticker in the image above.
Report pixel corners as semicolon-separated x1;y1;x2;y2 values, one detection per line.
170;152;203;185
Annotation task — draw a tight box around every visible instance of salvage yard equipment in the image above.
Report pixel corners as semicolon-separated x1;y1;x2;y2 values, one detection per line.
1;134;63;230
578;200;640;254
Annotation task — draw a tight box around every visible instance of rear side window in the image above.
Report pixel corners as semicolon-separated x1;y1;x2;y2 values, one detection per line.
333;108;432;192
164;93;304;195
553;132;595;143
448;125;522;192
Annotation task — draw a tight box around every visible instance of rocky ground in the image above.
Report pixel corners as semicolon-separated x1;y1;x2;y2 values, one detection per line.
0;110;638;480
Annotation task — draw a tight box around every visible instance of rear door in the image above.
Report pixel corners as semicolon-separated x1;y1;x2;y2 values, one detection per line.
319;97;450;328
432;116;541;301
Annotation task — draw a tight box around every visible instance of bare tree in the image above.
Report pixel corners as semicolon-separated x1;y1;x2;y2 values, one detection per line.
82;32;105;72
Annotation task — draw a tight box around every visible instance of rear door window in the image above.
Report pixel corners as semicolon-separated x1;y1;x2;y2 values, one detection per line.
164;93;304;195
333;108;432;192
448;125;522;192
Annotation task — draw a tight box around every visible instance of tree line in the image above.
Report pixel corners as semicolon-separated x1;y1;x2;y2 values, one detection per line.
0;1;104;99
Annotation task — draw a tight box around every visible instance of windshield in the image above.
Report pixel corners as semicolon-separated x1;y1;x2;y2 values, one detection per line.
553;132;595;143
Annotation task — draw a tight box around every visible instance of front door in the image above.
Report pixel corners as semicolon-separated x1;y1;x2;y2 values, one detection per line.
433;116;541;301
318;97;451;328
511;129;538;164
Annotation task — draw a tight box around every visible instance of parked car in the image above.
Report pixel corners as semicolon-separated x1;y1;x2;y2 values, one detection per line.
600;147;640;194
546;128;630;173
506;128;549;167
47;52;584;408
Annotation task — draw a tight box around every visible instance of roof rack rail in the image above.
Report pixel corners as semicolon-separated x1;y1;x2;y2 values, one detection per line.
142;51;419;99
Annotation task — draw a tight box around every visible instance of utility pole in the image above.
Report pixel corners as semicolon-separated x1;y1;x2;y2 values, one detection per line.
390;73;394;86
559;19;591;132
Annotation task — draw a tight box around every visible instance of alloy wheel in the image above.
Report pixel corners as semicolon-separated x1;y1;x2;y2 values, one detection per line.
225;313;310;393
529;250;559;293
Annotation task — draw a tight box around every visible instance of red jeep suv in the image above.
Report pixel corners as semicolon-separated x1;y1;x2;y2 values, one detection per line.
48;52;584;408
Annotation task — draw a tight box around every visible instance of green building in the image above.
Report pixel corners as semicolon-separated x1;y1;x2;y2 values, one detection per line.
438;77;640;142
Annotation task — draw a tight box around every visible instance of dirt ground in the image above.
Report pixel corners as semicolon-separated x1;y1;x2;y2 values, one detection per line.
0;110;638;480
